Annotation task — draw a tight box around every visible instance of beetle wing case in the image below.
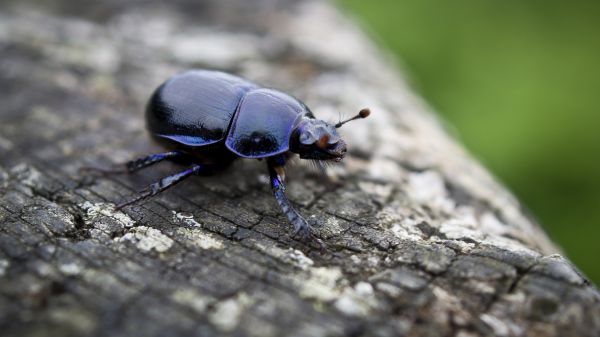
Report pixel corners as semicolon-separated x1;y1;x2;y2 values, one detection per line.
225;89;309;158
146;70;257;146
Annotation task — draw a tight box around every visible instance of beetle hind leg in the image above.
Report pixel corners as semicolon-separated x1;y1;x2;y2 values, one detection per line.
80;151;184;175
115;164;206;210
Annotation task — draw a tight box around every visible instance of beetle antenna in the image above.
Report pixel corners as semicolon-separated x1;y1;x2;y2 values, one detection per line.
334;108;370;128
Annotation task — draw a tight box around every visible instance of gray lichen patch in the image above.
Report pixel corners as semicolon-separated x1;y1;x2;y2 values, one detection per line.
247;240;315;270
209;292;254;332
429;286;474;328
295;265;379;317
170;288;216;314
299;266;344;302
334;281;378;317
479;313;521;337
80;201;135;228
117;226;174;253
172;211;202;227
370;266;430;291
286;248;315;270
312;211;352;239
174;227;224;250
58;261;83;276
407;170;455;213
0;259;8;277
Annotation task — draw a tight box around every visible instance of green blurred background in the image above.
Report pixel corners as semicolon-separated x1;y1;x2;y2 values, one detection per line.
340;0;600;283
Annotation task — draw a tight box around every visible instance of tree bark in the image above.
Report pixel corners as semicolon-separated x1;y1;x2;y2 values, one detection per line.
0;1;598;336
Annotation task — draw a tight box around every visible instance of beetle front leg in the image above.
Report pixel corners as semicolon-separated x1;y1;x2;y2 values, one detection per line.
267;159;325;250
269;165;308;238
80;151;185;175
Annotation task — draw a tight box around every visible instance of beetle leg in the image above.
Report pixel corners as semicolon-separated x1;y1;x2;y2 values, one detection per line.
80;151;184;175
115;164;205;210
268;160;325;251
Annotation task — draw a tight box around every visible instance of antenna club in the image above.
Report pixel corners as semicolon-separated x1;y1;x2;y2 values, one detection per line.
359;108;371;119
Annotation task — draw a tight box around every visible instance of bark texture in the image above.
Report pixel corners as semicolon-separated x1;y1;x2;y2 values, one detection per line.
1;1;599;336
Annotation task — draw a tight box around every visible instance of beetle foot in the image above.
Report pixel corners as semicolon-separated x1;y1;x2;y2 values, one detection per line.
291;220;327;254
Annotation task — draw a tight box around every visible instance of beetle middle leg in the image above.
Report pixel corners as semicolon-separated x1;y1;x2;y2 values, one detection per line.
267;157;325;251
80;151;185;175
115;163;209;210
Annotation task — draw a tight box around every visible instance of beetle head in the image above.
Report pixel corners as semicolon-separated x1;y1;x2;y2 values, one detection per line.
291;120;347;161
290;108;370;162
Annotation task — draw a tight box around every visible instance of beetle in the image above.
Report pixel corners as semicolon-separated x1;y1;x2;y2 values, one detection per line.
84;70;369;246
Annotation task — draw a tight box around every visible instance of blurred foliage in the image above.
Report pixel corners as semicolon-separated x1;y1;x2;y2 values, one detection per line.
340;0;600;283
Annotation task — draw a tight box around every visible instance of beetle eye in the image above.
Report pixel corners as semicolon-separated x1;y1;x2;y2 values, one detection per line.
299;131;316;145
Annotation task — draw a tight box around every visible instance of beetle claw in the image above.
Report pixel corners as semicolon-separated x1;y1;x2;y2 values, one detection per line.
291;221;327;254
312;236;327;255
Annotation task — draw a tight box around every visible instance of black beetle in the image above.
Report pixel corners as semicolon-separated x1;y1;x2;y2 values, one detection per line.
84;70;369;246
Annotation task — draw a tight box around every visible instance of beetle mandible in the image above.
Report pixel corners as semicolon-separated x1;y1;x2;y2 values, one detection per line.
85;70;370;247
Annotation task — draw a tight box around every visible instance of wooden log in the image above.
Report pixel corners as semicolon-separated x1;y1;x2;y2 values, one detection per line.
0;1;598;336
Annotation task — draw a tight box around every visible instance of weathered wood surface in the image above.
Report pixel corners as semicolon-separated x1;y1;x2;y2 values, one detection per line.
0;1;598;336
